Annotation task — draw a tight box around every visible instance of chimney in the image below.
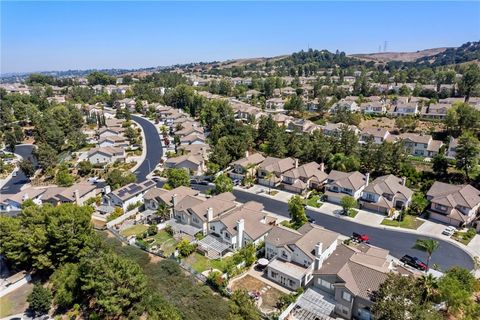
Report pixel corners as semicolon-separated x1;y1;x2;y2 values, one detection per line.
245;150;249;158
314;242;323;270
401;177;406;186
207;207;213;222
365;173;370;186
236;219;245;249
172;194;177;208
74;189;80;205
294;158;299;168
319;163;325;172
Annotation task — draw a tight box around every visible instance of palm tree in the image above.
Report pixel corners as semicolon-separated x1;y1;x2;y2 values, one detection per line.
264;171;274;195
156;202;170;221
414;238;439;269
417;273;438;303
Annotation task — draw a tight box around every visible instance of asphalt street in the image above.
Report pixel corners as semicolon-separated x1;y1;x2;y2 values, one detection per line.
1;144;36;194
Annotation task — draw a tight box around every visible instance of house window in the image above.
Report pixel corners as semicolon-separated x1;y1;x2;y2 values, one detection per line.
342;291;352;302
319;279;334;290
435;204;447;211
225;233;230;239
210;226;215;231
193;217;199;223
271;272;278;278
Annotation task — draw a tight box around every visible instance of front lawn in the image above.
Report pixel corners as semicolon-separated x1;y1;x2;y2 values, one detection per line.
120;224;148;237
306;195;323;208
381;215;424;229
184;252;234;273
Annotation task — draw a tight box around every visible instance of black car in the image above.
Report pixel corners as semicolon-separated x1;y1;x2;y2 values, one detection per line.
400;255;428;271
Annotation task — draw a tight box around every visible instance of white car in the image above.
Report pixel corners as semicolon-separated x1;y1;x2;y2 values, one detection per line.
442;226;456;237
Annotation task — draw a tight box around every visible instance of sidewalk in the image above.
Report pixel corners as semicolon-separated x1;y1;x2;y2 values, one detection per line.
234;184;480;268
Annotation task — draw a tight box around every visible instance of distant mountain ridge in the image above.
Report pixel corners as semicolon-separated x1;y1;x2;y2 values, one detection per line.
351;47;449;63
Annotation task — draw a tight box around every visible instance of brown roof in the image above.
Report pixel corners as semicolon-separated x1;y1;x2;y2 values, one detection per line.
327;170;367;191
189;192;237;221
259;157;296;174
283;162;327;182
427;182;480;209
400;133;432;144
363;175;413;200
294;224;339;259
231;153;266;167
144;186;200;206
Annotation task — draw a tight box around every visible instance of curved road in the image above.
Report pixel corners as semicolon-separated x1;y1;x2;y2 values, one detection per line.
1;144;36;194
131;115;163;181
232;190;475;271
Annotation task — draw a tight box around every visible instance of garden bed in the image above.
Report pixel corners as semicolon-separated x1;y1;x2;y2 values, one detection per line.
306;195;323;208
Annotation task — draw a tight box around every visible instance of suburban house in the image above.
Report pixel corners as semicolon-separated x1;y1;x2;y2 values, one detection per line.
88;147;126;165
322;123;359;136
360;175;413;214
360;101;387;114
359;128;391;144
98;127;125;139
207;201;277;251
98;136;129;148
164;154;205;176
426;182;480;227
0;182;100;216
105;118;124;128
173;192;237;235
324;171;368;204
180;133;206;145
330;98;359;113
390;102;418;116
310;243;393;320
228;152;266;181
287;119;317;133
400;133;443;157
114;98;136;110
265;98;286;112
104;180;156;211
281;162;328;194
257;157;297;187
265;223;340;290
420;103;451;120
144;186;200;214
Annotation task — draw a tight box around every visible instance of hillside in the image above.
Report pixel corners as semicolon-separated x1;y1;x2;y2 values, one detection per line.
351;47;448;62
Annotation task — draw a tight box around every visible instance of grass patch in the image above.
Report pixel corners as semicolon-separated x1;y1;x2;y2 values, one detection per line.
452;228;477;245
0;296;13;318
347;209;358;218
306;195;323;208
120;224;148;237
381;215;424;229
268;190;279;196
184;252;234;273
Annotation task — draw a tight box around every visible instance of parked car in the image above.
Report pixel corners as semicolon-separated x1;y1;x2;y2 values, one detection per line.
400;255;428;271
12;170;17;177
232;179;241;186
442;226;456;237
352;232;369;243
190;179;200;184
307;215;316;224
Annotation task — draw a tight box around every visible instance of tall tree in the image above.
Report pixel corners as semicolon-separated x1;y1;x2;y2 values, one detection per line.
459;64;480;102
27;284;52;316
214;173;234;194
414;238;439;268
455;131;480;180
288;195;307;229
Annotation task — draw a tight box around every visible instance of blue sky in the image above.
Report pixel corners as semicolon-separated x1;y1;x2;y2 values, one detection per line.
1;1;479;73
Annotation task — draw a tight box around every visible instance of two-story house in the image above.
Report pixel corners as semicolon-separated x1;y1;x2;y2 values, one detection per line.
98;127;125;139
426;182;480;227
400;133;443;157
143;186;200;214
257;157;297;187
359;128;391;144
360;175;413;214
98;136;129;148
359;101;387;114
391;102;418;117
324;171;368;204
330;99;359;113
311;243;392;320
265;98;286;112
229;152;266;181
104;180;156;211
281;162;328;194
265;223;339;290
420;103;452;120
164;154;205;176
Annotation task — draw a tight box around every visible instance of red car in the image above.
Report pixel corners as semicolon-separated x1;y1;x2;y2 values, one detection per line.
352;232;369;243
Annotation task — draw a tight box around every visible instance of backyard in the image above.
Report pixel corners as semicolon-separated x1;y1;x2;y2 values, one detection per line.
184;252;235;273
381;214;424;229
120;226;179;257
120;224;148;237
230;274;285;313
